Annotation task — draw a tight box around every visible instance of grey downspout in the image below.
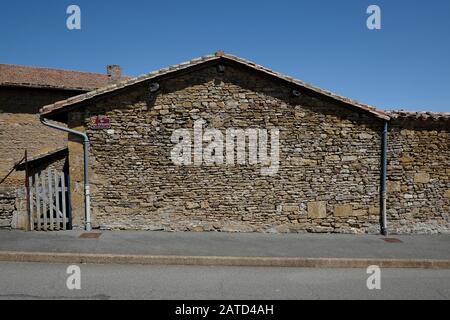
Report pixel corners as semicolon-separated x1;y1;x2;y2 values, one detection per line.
380;121;388;236
39;115;92;231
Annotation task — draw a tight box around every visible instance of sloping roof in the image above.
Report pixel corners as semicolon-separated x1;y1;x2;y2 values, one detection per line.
387;110;450;121
15;147;68;171
40;51;390;120
0;63;128;91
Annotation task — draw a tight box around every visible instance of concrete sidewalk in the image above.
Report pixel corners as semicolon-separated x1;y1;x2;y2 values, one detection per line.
0;230;449;268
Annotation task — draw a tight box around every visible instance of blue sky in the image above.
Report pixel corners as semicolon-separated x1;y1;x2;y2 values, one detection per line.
1;0;449;112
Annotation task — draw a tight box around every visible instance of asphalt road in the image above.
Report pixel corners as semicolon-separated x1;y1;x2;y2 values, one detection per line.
0;262;449;300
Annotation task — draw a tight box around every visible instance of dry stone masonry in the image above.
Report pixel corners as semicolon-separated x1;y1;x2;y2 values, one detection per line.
387;115;450;234
0;187;15;228
20;54;450;234
67;63;387;233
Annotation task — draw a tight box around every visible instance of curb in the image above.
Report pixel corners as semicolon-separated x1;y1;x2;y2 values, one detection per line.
1;251;450;269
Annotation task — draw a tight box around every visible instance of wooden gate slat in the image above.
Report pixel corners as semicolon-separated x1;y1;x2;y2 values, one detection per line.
34;173;41;231
54;170;61;231
61;173;67;230
48;169;54;231
28;175;34;231
41;173;47;231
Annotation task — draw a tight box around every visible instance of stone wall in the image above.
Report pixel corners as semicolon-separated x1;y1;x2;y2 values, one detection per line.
68;64;384;233
0;86;78;227
0;186;15;228
0;87;76;188
387;118;450;234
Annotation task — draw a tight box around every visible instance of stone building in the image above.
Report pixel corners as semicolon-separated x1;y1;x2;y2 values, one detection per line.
387;111;450;233
0;63;125;228
39;52;449;234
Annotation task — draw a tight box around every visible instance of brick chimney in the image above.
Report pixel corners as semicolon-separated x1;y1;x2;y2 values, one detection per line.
107;65;122;84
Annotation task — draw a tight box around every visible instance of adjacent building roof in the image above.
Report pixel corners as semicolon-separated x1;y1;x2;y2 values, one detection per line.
40;51;391;121
0;63;127;91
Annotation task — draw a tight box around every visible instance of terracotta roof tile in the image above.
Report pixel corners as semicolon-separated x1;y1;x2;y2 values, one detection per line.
0;63;128;91
387;110;450;121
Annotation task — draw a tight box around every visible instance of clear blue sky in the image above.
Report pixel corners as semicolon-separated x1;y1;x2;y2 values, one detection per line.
1;0;449;112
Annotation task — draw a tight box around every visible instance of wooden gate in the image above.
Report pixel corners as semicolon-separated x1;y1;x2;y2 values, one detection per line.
28;169;71;231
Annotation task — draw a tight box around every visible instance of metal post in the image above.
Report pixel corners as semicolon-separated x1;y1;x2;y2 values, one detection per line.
380;121;388;236
83;139;91;231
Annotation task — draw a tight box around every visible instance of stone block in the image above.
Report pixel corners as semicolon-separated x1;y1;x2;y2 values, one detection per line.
325;155;341;162
387;181;401;192
308;201;327;219
400;155;413;164
291;157;318;166
283;204;299;213
353;209;368;217
200;200;210;209
185;202;200;209
190;225;204;232
444;189;450;198
414;172;430;184
358;133;373;139
400;129;414;136
334;205;353;217
294;111;306;118
342;156;357;162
